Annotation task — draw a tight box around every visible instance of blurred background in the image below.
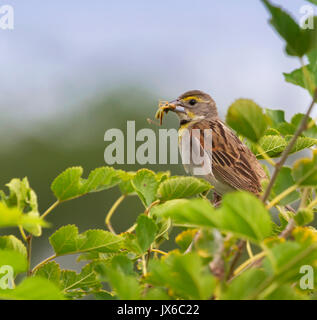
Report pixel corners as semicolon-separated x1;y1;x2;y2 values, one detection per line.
0;0;315;270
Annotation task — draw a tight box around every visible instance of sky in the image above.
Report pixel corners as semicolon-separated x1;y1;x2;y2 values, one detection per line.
0;0;316;125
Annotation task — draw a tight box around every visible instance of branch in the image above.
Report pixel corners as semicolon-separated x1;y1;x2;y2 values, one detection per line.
279;218;295;239
226;240;245;280
209;230;225;279
31;254;57;274
41;200;60;219
26;235;33;276
262;90;317;203
105;194;126;234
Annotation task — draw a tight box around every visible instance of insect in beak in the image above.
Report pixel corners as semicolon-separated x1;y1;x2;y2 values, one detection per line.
155;100;186;125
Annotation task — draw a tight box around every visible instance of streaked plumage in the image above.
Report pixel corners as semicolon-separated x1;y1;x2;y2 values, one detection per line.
157;90;266;197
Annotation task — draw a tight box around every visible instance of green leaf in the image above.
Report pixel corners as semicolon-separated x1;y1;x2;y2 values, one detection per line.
147;252;215;300
306;0;317;5
155;171;171;183
33;261;61;286
2;177;38;211
253;135;287;158
143;288;171;300
105;268;141;300
221;269;267;300
263;128;280;136
254;132;316;159
0;277;64;300
287;135;317;154
0;236;27;258
61;263;102;299
294;209;314;226
152;198;218;228
1;178;42;236
0;250;27;275
263;241;317;284
277;122;296;135
0;202;48;232
157;176;212;201
265;108;285;128
82;167;121;193
293;226;317;246
135;215;158;253
34;261;102;299
49;225;123;256
283;65;316;95
216;192;273;243
51;167;85;201
261;0;317;57
51;166;121;202
226;99;269;142
132;169;159;207
175;229;197;253
265;285;308;300
270;167;300;205
109;254;135;276
293;149;317;186
291;113;317;139
117;170;136;195
154;192;272;243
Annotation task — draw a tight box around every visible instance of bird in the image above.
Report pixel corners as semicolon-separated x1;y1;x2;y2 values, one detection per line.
155;90;267;202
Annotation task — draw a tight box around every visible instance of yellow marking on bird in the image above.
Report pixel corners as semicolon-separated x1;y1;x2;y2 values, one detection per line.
182;96;208;103
187;111;195;119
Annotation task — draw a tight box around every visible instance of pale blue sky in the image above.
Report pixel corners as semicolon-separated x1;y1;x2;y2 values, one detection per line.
0;0;315;123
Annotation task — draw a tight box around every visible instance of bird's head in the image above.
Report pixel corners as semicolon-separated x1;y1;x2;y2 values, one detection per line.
156;90;218;124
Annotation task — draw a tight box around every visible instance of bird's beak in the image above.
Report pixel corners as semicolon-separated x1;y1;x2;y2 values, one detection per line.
167;100;186;113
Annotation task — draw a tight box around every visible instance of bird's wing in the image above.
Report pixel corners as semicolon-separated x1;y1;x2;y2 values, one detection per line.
191;119;266;194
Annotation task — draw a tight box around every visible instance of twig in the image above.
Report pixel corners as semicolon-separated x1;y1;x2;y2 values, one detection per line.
18;226;27;242
266;185;298;209
262;90;317;203
105;194;126;234
256;144;276;167
26;235;33;276
125;223;136;233
279;218;295;239
141;254;147;276
233;251;266;278
144;200;160;216
226;240;246;280
41;200;60;219
151;248;168;256
184;230;201;254
209;230;225;279
246;240;254;258
299;188;310;209
31;254;57;274
307;197;317;210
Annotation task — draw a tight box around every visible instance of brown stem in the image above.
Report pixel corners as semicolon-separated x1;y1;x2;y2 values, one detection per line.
279;218;295;239
262;90;317;203
209;230;225;279
144;200;160;216
227;240;245;280
184;230;201;254
26;235;33;276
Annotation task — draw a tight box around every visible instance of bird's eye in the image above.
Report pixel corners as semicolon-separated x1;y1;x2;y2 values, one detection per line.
189;99;197;106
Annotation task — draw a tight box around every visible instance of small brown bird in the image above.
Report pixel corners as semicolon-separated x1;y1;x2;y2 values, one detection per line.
156;90;267;200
